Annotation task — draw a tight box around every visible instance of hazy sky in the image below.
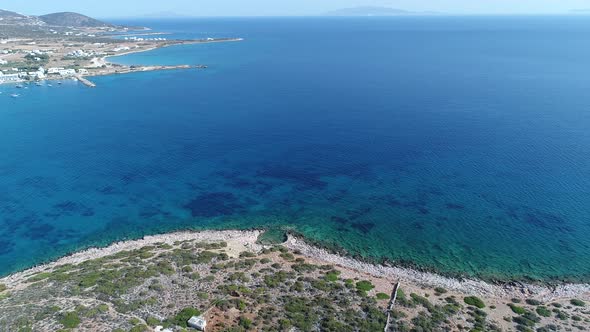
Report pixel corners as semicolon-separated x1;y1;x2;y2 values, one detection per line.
4;0;590;17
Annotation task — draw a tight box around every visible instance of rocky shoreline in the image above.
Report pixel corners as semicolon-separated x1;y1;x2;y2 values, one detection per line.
2;229;589;302
284;235;590;302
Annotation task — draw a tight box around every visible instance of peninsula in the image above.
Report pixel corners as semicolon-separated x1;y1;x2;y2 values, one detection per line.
0;9;241;86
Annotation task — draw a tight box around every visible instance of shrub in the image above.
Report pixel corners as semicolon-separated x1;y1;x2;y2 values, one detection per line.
536;306;551;317
376;293;390;300
571;299;586;307
525;299;542;306
146;317;160;326
0;284;6;292
239;316;252;329
554;309;569;320
464;296;485;309
356;280;375;292
325;270;341;282
434;287;447;294
168;307;201;327
509;304;526;315
280;252;295;261
239;251;257;258
59;312;81;328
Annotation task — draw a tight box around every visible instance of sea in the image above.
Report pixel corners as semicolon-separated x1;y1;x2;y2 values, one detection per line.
1;16;590;281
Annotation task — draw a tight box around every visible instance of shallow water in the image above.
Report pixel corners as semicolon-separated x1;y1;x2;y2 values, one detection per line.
1;17;590;281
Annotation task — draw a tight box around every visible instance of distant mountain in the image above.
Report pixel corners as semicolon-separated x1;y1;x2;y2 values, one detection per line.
39;12;114;27
324;6;439;16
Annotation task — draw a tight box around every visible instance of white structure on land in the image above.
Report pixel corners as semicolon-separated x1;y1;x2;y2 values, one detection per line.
187;316;207;331
58;69;76;77
154;327;173;332
0;72;21;83
47;67;65;74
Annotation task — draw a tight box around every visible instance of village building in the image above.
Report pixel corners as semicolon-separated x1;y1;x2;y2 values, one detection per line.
58;69;77;77
187;316;207;331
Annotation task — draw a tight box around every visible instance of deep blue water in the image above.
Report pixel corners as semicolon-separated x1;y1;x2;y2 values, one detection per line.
1;17;590;281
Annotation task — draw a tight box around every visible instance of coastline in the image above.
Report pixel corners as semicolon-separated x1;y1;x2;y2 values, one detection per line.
0;37;243;86
101;37;244;66
2;229;588;302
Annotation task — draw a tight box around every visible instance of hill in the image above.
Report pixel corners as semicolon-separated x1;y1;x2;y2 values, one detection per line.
39;12;114;27
324;6;439;16
0;9;26;20
0;9;43;25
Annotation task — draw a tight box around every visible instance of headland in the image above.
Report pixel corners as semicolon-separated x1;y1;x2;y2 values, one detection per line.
0;229;588;331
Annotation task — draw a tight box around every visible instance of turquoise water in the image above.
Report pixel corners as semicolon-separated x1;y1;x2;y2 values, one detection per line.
1;17;590;281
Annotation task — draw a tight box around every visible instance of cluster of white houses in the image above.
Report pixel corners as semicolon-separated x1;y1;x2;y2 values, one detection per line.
0;66;89;84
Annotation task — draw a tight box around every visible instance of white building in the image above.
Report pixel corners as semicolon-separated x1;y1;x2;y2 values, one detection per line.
0;73;22;83
28;68;46;80
0;59;7;65
47;67;65;75
187;316;207;331
77;69;89;75
58;69;77;77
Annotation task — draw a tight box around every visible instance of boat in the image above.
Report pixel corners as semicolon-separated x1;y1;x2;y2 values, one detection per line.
10;93;19;98
16;84;23;89
36;82;43;86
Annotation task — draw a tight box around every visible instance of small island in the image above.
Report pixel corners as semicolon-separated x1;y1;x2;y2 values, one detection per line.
0;230;588;331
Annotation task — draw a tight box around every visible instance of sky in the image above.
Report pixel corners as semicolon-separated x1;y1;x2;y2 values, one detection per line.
3;0;590;18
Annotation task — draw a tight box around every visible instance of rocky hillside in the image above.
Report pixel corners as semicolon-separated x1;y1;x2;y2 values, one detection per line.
0;9;44;25
38;12;114;27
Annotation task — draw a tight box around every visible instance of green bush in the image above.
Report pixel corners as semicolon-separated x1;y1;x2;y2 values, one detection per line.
570;299;586;307
376;293;390;300
239;251;257;258
525;299;542;306
554;309;569;320
0;284;6;292
464;296;485;309
325;270;341;282
434;287;447;294
356;280;375;292
59;312;81;328
509;304;526;315
146;317;161;326
280;252;295;261
536;306;551;317
239;316;252;329
167;307;201;327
